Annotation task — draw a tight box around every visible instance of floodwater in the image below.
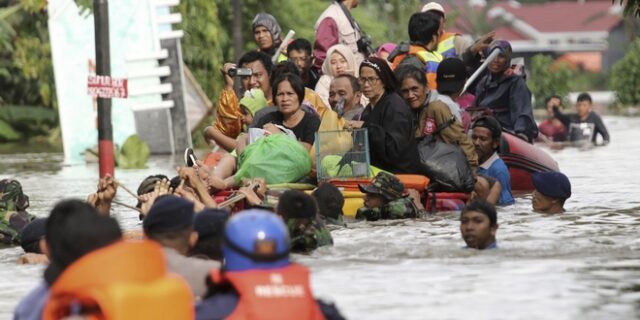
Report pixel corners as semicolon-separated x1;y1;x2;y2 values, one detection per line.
1;116;639;319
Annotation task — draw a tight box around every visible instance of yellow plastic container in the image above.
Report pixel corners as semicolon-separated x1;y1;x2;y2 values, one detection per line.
342;190;365;218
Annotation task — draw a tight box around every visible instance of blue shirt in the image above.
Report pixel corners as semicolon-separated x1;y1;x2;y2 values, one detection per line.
464;242;498;250
14;281;49;320
478;152;515;206
196;292;238;320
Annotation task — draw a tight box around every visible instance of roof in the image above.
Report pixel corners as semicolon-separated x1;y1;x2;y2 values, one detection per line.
494;1;622;33
440;0;623;41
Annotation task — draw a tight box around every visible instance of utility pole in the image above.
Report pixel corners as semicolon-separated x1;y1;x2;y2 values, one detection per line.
233;0;243;62
93;0;114;178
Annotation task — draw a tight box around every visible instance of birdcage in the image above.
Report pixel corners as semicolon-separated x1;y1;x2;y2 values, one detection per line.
315;128;370;182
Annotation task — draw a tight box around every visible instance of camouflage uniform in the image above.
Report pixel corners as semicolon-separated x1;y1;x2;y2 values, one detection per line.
355;197;419;221
0;179;35;246
356;172;420;221
287;218;333;253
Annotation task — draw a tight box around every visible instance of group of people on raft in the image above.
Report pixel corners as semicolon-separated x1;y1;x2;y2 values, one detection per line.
4;0;606;318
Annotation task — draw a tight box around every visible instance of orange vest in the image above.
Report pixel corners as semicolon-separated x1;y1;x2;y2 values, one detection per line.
210;264;325;320
391;45;442;90
43;240;194;320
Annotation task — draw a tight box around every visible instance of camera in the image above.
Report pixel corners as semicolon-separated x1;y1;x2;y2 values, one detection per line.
357;35;375;57
228;68;252;77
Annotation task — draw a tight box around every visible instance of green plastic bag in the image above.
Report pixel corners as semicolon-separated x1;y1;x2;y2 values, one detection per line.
235;134;312;185
116;134;150;169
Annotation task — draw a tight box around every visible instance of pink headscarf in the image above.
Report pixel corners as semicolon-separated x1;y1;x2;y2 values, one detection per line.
376;43;397;58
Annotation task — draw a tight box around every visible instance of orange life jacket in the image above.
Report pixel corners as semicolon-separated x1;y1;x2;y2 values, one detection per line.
210;263;325;320
43;240;194;320
390;44;442;90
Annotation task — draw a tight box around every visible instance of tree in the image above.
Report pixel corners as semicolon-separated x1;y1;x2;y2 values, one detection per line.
615;0;640;17
610;39;640;106
0;0;55;109
528;54;575;109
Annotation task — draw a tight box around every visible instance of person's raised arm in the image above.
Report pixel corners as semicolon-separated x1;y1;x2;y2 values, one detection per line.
552;105;571;128
203;126;238;152
87;174;117;216
177;167;217;208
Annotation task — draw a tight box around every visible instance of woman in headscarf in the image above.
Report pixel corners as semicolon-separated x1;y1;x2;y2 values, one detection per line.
346;57;422;174
376;42;397;67
314;44;360;108
252;13;285;60
474;40;537;142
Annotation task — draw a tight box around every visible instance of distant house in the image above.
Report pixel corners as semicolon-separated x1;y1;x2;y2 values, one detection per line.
444;0;636;72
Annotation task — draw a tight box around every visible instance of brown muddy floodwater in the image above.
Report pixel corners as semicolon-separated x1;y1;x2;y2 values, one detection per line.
1;116;639;319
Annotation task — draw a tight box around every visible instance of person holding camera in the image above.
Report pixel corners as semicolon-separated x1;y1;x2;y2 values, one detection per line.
204;51;273;152
313;0;372;72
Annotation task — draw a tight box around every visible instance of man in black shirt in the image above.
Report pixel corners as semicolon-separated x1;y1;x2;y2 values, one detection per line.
553;92;610;145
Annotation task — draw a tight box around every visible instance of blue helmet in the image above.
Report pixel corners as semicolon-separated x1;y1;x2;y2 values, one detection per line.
223;209;290;272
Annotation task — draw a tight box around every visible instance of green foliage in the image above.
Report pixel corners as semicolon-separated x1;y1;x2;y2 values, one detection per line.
614;0;640;17
610;39;640;106
568;71;608;92
116;135;150;169
0;119;20;141
0;105;57;141
528;54;575;109
0;0;55;109
176;1;228;99
0;105;57;123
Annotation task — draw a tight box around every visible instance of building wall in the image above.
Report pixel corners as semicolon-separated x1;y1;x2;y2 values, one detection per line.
604;23;628;71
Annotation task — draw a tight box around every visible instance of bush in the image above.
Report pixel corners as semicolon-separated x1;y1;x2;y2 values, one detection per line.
610;39;640;106
528;54;575;109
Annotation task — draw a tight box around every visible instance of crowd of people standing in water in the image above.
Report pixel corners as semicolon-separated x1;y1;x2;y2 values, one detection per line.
3;0;611;318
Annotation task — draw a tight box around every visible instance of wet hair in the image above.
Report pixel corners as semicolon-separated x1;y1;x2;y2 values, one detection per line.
461;199;497;227
577;92;592;104
360;57;398;92
276;190;318;219
272;73;305;105
334;74;361;92
312;183;344;219
287;38;312;56
408;11;441;45
20;217;47;254
544;95;563;106
394;64;428;87
271;61;301;88
137;174;169;197
238;51;273;79
44;199;122;285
